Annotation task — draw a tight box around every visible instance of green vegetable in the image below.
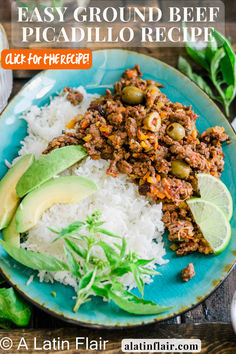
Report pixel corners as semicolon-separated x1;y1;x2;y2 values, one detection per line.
108;282;171;315
0;211;170;316
178;29;236;116
0;239;68;272
0;288;31;327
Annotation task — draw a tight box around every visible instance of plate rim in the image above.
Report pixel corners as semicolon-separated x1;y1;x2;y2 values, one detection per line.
0;48;235;328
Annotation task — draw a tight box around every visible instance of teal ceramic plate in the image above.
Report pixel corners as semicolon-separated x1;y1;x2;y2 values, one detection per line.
0;50;235;328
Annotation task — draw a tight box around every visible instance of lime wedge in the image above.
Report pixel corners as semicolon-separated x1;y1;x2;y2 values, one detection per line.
197;173;233;220
187;198;231;255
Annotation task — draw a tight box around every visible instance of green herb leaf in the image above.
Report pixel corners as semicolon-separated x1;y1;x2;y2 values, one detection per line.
130;264;144;296
64;239;87;259
210;48;225;79
178;56;216;98
51;222;85;243
96;228;121;239
135;259;153;267
0;288;31;327
205;35;218;62
74;268;97;312
64;246;81;278
213;30;236;80
120;237;127;259
92;284;111;299
78;269;96;292
111;265;131;277
0;240;68;272
139;267;161;276
109;283;171;315
97;241;120;266
186;44;209;71
225;85;235;101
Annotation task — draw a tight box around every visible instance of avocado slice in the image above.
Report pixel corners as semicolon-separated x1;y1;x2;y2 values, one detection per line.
0;154;35;230
2;215;20;248
15;176;98;233
16;145;87;198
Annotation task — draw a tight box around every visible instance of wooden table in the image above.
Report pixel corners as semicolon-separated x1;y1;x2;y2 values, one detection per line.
0;1;236;352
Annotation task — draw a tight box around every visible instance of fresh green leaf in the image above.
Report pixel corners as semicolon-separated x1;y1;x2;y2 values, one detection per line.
213;29;236;79
0;240;68;272
64;246;81;278
52;222;85;243
183;21;209;71
78;269;96;292
111;265;131;277
178;57;216;98
135;259;153;267
130;264;144;296
220;55;235;86
92;284;111;299
210;48;225;79
0;288;31;327
225;85;235;101
74;268;97;312
64;239;87;259
48;227;60;234
120;237;127;259
97;241;120;266
96;228;121;239
186;44;209;71
109;283;171;315
205;35;218;62
139;267;161;276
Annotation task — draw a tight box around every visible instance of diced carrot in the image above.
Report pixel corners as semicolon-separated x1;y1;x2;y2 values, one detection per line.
126;69;137;78
66;119;75;129
147;176;157;184
92;155;101;160
160;111;167;119
143;172;150;181
137;129;148;140
106;169;118;177
83;134;92;142
81;120;89;129
156;192;166;199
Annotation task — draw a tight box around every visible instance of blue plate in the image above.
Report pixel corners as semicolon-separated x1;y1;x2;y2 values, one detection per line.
0;49;235;328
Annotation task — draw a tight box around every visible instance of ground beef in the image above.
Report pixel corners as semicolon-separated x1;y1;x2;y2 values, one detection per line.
182;263;196;282
63;87;83;106
43;133;80;154
44;65;229;256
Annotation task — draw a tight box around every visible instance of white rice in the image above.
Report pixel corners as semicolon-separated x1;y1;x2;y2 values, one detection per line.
16;87;168;291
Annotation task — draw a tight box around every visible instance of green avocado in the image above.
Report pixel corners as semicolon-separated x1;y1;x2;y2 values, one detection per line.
2;215;20;248
0;154;35;230
16;145;87;198
15;176;98;233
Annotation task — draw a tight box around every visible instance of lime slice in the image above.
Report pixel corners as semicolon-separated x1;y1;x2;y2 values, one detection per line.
187;198;231;255
197;173;233;220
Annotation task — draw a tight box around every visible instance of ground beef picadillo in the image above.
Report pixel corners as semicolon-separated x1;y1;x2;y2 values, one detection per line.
43;65;229;256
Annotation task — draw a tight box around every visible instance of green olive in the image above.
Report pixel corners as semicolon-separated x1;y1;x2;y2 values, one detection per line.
121;86;144;105
171;160;191;179
143;112;161;132
146;84;161;95
167;123;185;141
